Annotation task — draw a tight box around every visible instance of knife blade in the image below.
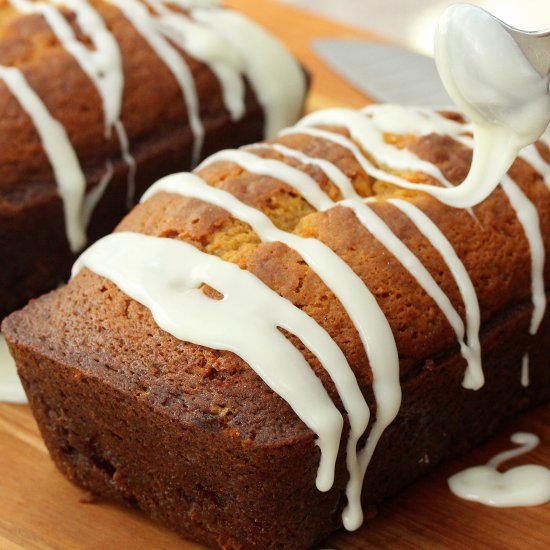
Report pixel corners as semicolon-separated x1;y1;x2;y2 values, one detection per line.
313;38;452;106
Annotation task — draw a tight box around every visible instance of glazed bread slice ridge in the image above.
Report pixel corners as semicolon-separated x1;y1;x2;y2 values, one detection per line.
3;105;550;548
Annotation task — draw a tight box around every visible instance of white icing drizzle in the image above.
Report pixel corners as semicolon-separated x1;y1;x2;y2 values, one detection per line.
246;143;361;201
82;161;114;229
109;0;306;163
73;231;346;491
448;432;550;507
10;0;123;132
145;0;246;121
437;139;546;340
144;108;520;523
149;0;307;135
521;353;530;388
388;198;483;390
114;120;137;207
197;149;334;211
105;0;204;167
361;103;473;148
410;126;546;339
296;108;455;188
344;198;482;390
0;65;87;252
500;176;547;334
191;6;306;139
278;121;477;232
0;335;27;404
280;125;457;192
142;172;400;530
520;144;550;191
10;0;137;204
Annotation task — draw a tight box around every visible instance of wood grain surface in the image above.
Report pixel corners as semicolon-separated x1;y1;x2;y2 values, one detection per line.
0;0;549;548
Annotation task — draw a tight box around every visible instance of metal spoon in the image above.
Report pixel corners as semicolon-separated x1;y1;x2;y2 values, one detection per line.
494;16;550;78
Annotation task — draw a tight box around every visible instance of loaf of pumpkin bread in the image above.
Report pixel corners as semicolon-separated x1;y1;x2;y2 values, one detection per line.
3;105;550;549
0;0;307;319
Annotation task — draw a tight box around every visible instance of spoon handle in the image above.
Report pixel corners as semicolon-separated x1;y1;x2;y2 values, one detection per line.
508;30;550;77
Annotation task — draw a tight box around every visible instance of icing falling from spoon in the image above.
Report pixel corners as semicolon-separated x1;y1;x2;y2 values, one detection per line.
433;3;550;208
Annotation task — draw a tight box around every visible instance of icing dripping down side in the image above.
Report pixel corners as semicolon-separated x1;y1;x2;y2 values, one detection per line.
448;433;550;507
151;0;307;134
10;0;124;131
83;161;114;229
251;144;482;364
147;0;247;121
0;65;87;252
500;176;547;334
246;140;482;388
386;198;483;389
520;144;550;192
521;354;530;388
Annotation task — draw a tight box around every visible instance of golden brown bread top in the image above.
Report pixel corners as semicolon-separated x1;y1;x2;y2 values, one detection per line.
4;112;550;442
118;126;550;370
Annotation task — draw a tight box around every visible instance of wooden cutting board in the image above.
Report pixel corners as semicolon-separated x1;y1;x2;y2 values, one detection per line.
0;0;549;548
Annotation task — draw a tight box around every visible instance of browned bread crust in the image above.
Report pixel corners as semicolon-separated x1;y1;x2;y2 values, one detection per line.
3;121;550;548
0;0;275;319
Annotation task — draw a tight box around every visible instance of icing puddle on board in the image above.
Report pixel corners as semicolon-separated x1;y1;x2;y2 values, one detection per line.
0;335;27;404
448;433;550;507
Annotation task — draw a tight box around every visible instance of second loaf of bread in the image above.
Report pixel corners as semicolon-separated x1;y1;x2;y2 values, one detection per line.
0;0;307;318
